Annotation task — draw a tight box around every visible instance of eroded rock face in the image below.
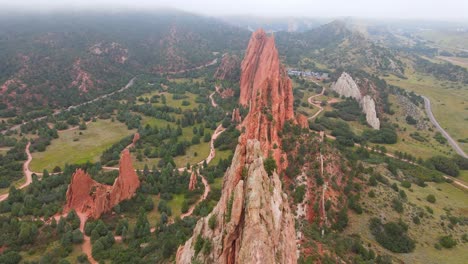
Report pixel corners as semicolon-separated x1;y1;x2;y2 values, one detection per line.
331;72;380;129
239;29;295;168
177;140;296;264
64;149;140;219
132;133;140;146
188;171;197;191
361;95;380;130
231;108;242;123
177;29;297;264
214;54;240;81
331;72;361;100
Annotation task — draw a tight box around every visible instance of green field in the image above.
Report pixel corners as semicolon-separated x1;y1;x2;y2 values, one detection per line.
376;94;453;159
459;170;468;183
345;164;468;264
139;91;201;111
31;119;135;171
384;71;468;153
168;194;185;219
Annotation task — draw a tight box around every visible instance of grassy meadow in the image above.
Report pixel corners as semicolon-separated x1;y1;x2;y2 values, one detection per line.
30;119;135;172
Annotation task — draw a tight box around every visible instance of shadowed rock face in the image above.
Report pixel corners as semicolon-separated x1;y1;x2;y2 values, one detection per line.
176;29;297;264
64;149;140;219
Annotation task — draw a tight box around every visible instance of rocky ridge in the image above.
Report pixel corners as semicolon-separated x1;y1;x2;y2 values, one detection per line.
331;72;380;129
64;148;140;219
176;29;297;264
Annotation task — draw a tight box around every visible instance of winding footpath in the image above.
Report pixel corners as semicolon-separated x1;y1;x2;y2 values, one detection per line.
0;142;33;202
422;96;467;158
307;87;325;120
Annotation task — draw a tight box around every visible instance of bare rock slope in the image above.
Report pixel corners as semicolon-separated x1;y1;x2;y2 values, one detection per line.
176;29;297;264
331;72;380;129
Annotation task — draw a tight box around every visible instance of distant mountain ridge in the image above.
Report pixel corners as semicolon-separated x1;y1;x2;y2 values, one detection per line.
275;20;405;75
0;11;250;114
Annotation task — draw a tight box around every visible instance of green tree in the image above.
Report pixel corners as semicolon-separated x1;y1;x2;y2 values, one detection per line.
264;156;277;176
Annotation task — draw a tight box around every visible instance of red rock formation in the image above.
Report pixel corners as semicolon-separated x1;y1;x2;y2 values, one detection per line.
218;88;235;99
296;114;309;128
132;133;140;146
231;108;242;123
239;29;295;171
64;149;140;219
110;149;141;205
177;29;297;264
188;171;197;191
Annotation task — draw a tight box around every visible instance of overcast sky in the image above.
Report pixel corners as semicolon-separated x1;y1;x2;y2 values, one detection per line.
1;0;467;20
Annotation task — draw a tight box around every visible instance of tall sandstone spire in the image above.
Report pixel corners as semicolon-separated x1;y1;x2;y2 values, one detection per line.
176;29;297;264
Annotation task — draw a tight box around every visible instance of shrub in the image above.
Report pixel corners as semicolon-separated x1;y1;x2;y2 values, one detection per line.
392;198;404;213
426;194;436;203
439;235;457;248
369;218;415;253
427;156;459;177
401;181;411;189
294;185;306;203
263;156;277;176
208;214;217;230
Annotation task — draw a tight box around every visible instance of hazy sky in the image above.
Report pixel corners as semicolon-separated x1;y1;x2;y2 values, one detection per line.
1;0;467;20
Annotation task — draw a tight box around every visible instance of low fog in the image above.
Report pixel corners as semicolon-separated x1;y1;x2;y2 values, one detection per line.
1;0;467;21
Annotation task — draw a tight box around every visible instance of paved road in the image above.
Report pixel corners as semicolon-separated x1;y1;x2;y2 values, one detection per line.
422;96;467;158
305;88;468;191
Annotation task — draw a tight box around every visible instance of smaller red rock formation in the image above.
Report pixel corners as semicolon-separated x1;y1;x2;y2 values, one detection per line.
296;114;309;128
231;108;242;123
218;88;235;98
188;171;197;191
64;149;140;219
132;133;140;146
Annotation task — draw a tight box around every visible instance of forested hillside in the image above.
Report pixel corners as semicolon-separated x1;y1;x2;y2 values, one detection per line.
0;11;250;114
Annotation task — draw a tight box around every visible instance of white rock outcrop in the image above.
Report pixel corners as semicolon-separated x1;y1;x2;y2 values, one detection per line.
361;95;380;129
331;72;380;130
331;72;362;100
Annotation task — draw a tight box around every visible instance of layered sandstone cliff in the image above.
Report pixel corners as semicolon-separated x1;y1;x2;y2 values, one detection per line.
177;29;297;264
239;29;296;167
331;72;380;129
64;149;140;219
